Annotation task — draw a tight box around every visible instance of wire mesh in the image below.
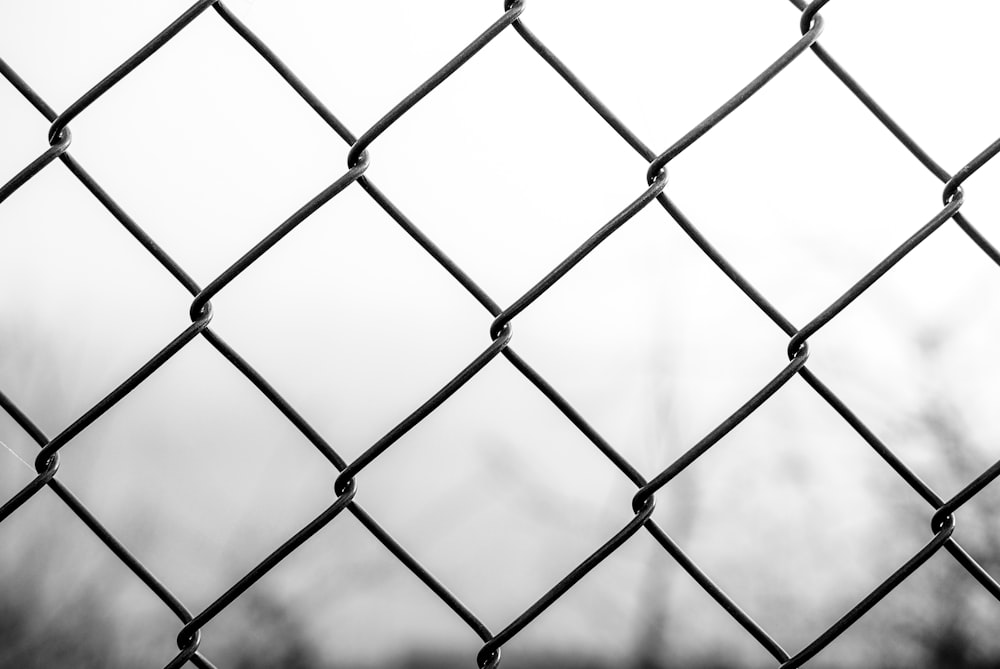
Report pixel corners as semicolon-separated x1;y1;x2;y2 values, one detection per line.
2;1;1000;667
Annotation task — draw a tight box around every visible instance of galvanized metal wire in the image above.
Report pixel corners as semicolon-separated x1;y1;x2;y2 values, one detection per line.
2;1;1000;667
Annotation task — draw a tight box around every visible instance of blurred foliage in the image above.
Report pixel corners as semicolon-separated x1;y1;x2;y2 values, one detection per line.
0;576;120;669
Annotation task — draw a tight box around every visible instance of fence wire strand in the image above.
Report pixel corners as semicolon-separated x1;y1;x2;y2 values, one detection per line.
2;0;1000;667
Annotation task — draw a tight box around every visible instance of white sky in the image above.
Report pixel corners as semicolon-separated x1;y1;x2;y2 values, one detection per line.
2;1;1000;666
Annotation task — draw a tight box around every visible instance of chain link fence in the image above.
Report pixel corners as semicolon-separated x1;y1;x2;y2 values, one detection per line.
2;0;1000;667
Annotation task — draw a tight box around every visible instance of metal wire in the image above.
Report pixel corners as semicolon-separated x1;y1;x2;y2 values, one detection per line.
1;1;999;667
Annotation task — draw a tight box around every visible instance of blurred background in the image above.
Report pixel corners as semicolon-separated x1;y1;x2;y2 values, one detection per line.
2;0;1000;667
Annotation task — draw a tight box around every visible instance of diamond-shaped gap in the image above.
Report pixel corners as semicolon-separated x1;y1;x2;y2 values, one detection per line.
664;42;947;329
821;0;1000;172
640;371;934;657
801;214;1000;500
0;164;191;436
205;183;488;465
333;349;643;631
515;0;799;154
0;479;190;665
484;526;782;667
636;539;794;668
189;503;495;667
509;197;790;478
838;547;1000;667
0;74;50;183
0;0;196;111
51;333;343;610
219;0;511;135
349;23;653;308
62;7;346;284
